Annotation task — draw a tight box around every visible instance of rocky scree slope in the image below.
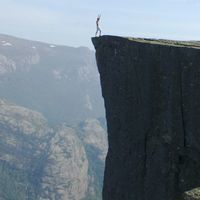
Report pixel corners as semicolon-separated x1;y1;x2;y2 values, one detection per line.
92;35;200;200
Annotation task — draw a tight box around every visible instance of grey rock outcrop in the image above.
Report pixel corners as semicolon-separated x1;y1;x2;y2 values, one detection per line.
0;99;106;200
40;126;88;200
0;98;52;199
78;118;108;161
0;98;51;170
0;54;16;74
92;36;200;200
182;188;200;200
77;118;108;199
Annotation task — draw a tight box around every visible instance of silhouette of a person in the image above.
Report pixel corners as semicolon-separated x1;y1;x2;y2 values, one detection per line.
95;15;101;37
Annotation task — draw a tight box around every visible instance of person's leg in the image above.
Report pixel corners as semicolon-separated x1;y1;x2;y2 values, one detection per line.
97;27;101;36
99;28;101;36
95;27;101;37
95;29;98;37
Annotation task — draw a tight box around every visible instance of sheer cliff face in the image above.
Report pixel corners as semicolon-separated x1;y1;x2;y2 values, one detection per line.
92;36;200;200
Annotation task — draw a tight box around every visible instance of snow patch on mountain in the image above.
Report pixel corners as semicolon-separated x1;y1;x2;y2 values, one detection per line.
2;42;12;47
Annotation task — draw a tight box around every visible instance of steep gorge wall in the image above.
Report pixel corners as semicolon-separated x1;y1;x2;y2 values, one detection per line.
92;36;200;200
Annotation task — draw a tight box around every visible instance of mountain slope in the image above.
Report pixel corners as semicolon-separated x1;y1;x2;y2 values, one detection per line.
0;34;107;200
0;98;51;199
40;126;89;200
0;99;107;200
0;34;104;125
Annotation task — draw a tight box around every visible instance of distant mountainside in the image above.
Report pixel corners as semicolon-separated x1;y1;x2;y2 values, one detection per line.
0;99;107;200
0;34;104;125
0;34;108;200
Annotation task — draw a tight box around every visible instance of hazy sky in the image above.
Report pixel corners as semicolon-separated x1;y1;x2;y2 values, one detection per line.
1;0;200;49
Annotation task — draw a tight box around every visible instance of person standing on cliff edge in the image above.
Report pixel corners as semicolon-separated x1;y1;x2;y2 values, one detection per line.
95;15;101;37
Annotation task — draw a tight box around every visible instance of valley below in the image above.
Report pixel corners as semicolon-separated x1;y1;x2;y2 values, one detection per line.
0;34;107;200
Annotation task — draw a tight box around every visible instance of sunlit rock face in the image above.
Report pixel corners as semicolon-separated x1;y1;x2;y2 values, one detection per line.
0;99;51;170
93;36;200;200
40;126;89;200
182;188;200;200
0;99;52;199
78;118;108;161
0;99;106;200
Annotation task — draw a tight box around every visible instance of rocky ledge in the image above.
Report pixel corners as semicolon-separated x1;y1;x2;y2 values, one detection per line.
92;36;200;200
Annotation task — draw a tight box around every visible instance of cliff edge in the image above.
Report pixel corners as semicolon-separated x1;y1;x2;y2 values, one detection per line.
92;35;200;200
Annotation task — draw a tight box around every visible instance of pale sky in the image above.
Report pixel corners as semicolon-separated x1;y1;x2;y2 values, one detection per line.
1;0;200;49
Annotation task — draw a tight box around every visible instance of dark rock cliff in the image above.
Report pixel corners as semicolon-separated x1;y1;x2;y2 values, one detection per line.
92;36;200;200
